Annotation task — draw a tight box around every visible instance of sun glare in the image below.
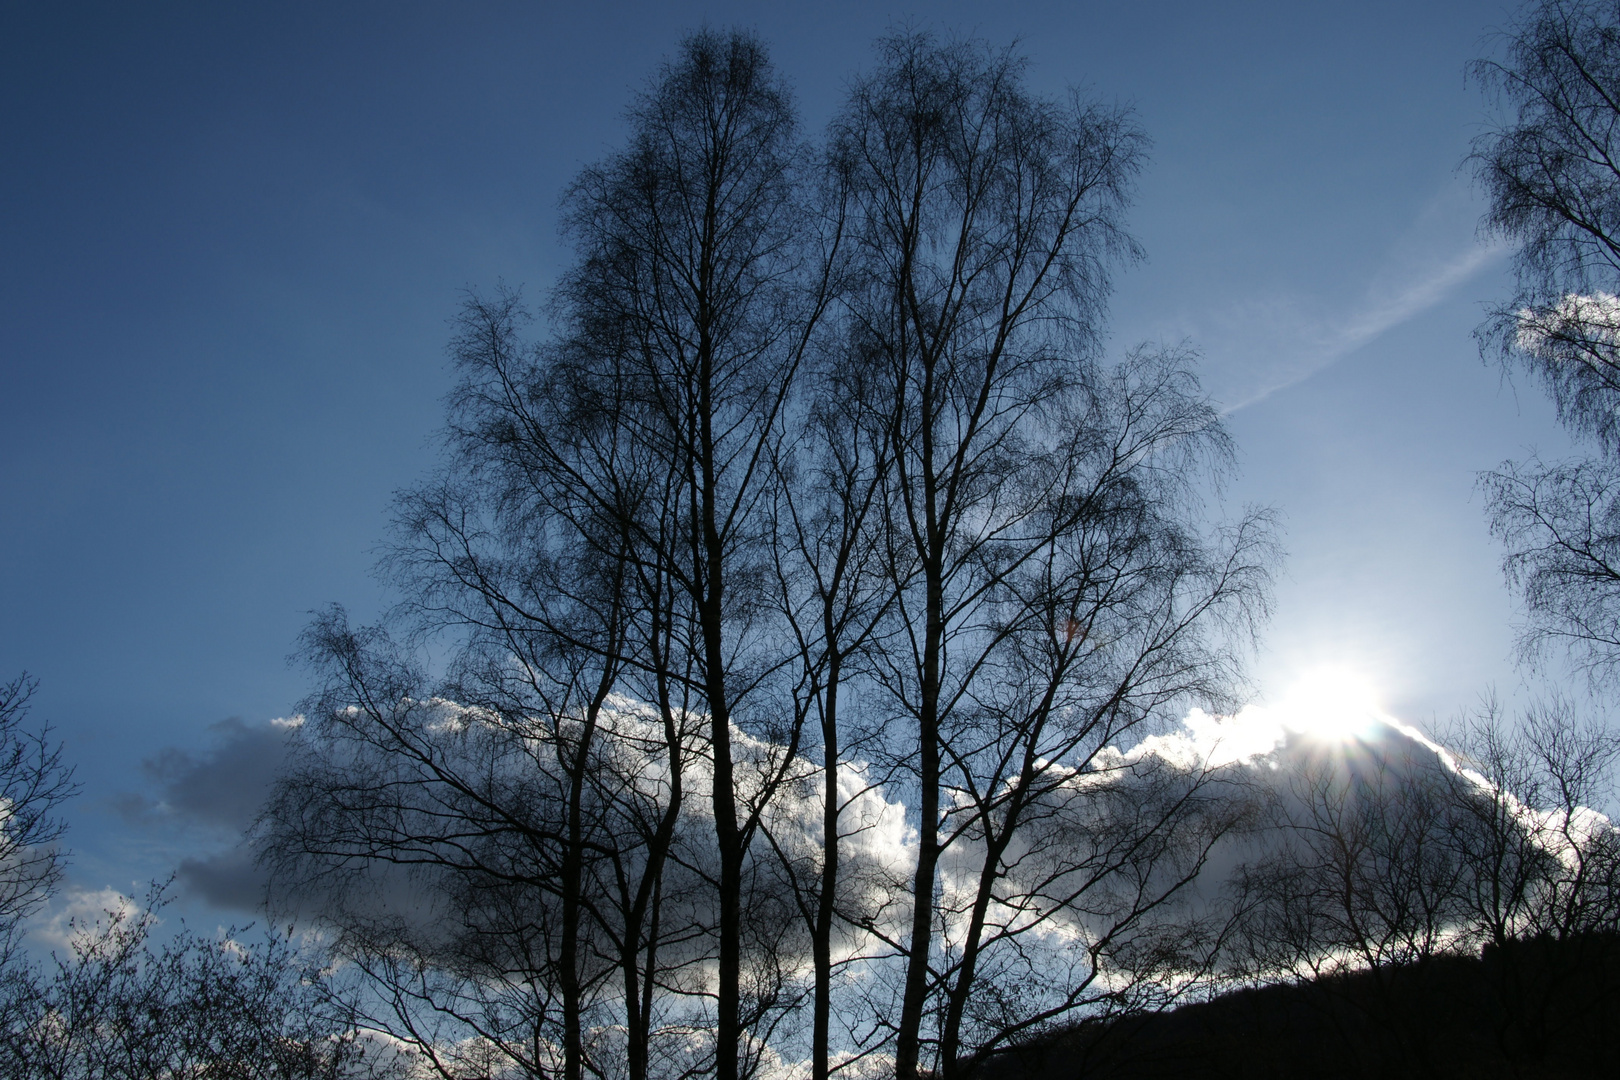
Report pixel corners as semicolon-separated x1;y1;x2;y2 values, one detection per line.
1276;666;1384;742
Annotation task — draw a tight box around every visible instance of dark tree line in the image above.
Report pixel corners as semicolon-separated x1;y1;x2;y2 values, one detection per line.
1449;4;1620;1065
958;704;1620;1080
257;28;1275;1080
0;673;77;1067
5;887;400;1080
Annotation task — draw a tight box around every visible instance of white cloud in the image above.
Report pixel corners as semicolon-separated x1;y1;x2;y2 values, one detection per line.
1516;289;1620;365
145;686;1615;1075
28;885;142;952
1119;705;1287;770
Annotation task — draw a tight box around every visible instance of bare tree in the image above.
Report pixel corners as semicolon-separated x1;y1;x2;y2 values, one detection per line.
1475;0;1620;448
266;28;842;1077
397;288;678;1080
763;307;904;1080
262;283;691;1069
0;674;76;1070
264;331;695;1079
260;29;1277;1080
825;33;1274;1079
265;613;594;1080
1473;0;1620;685
1481;457;1620;685
1445;697;1620;1067
557;30;842;1080
4;885;398;1080
1232;742;1473;1077
1464;6;1620;1062
0;674;75;954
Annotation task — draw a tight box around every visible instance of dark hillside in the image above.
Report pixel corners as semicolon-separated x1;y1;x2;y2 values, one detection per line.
970;937;1620;1080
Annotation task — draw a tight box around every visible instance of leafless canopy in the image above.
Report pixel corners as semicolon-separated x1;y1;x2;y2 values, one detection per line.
256;28;1276;1080
1473;0;1620;685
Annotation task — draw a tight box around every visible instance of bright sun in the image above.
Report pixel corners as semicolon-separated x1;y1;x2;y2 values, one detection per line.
1275;666;1384;742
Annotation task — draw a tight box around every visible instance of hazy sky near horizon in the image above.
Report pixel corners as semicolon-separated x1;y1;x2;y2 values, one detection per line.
0;0;1575;915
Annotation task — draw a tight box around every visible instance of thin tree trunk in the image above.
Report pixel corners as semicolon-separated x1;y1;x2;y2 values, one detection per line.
812;654;842;1080
895;339;943;1080
697;323;745;1080
619;582;684;1080
940;674;1063;1077
938;811;1021;1079
560;571;624;1080
895;593;942;1080
559;709;596;1080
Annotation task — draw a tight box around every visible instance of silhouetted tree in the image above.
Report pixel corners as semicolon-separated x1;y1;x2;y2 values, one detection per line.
1474;0;1620;686
556;29;842;1080
267;30;841;1080
1233;744;1472;1077
1465;5;1620;1064
1446;697;1620;1068
264;609;625;1080
0;673;76;1068
0;674;75;956
263;284;711;1079
0;706;380;1078
766;313;899;1080
262;28;1271;1080
826;33;1274;1079
3;886;398;1080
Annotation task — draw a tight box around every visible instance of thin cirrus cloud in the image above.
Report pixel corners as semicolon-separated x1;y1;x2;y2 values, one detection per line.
1180;182;1511;414
1216;242;1506;414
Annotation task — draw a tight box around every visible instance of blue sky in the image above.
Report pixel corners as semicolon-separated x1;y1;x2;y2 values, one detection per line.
0;0;1569;917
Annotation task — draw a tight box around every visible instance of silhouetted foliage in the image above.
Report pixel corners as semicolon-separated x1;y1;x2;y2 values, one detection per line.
0;695;390;1080
0;673;77;1072
974;704;1620;1080
1230;744;1473;1076
1444;698;1620;1067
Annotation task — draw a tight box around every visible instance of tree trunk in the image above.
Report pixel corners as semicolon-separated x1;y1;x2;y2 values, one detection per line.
812;654;842;1080
895;577;943;1080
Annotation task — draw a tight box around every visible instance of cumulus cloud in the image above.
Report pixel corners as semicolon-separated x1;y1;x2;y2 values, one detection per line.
272;687;1496;962
113;682;1606;1005
117;717;295;833
28;885;141;952
209;684;1617;1074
